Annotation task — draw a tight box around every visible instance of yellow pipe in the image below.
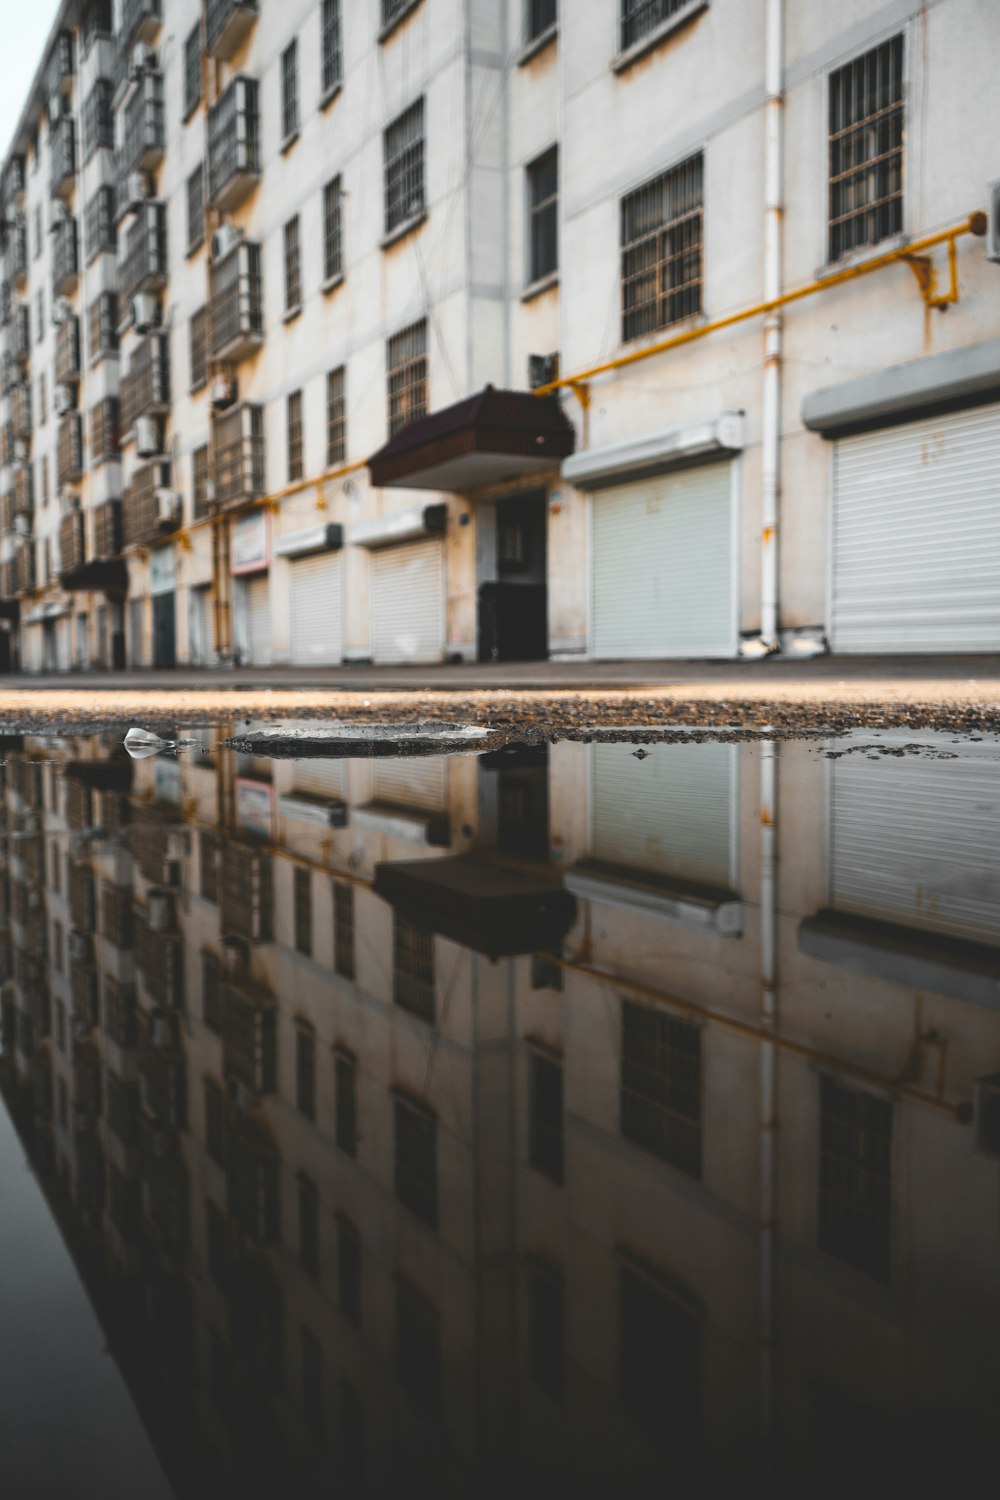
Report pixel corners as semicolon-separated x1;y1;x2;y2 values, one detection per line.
534;212;987;399
169;458;368;546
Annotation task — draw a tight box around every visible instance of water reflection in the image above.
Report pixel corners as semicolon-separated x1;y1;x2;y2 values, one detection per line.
1;729;999;1498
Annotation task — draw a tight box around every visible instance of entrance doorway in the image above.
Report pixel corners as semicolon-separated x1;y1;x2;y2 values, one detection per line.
153;593;176;668
477;493;548;662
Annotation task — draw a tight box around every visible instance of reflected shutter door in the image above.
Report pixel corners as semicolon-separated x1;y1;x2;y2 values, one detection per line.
591;742;735;889
830;754;1000;944
832;403;1000;652
371;539;443;665
372;756;447;811
247;574;272;666
290;553;343;665
592;462;734;659
292;759;348;799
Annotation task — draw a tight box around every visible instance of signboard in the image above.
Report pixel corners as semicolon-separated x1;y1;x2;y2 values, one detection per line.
235;776;274;840
149;544;177;596
231;511;270;575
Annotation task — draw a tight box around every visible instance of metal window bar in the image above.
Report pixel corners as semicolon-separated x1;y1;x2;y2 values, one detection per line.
208;242;262;356
84;186;116;266
49;117;76;199
386;320;427;438
620;1000;702;1178
87;292;118;365
207;77;260;204
818;1076;893;1282
321;0;342;95
284;216;301;312
82;1;113;55
529;1051;564;1182
383;0;415;27
211;403;265;508
296;1023;316;1118
57;414;84;485
52;216;79;297
293;864;311;954
121;71;165;179
121;0;161;50
326;367;346;468
393;910;434;1019
83;79;114;162
298;1173;319;1273
205;0;259;57
620;152;703;342
94;498;122;558
394;1098;437;1226
89;396;120;465
323;176;343;283
528;146;558;282
527;0;557;43
187;164;204;254
192;444;210;518
121;332;169;431
384;99;425;234
334;1049;357;1154
621;0;694;51
828;36;904;262
281;40;299;141
189;306;208;391
118;202;167;307
184;23;202;118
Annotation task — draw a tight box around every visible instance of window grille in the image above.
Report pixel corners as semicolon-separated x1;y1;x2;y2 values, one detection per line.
396;1278;441;1417
287;389;304;482
84;185;116;265
393;908;434;1018
528;1260;565;1400
187;163;204;254
828;36;904;262
337;1214;361;1325
89;396;120;466
284;215;301;313
301;1329;323;1433
296;1022;316;1119
620;0;696;52
621;1000;701;1177
189;306;208;391
395;1096;437;1226
527;146;558;283
384;99;425;235
334;1047;357;1155
321;0;342;96
281;39;299;142
323;176;343;284
36;289;44;342
818;1076;892;1281
529;1050;564;1182
298;1172;320;1276
526;0;557;42
87;292;118;364
203;951;222;1032
193;444;211;518
621;152;702;342
205;1078;226;1164
386;320;428;439
382;0;418;29
619;1262;701;1437
82;79;114;161
326;367;346;468
184;23;202;119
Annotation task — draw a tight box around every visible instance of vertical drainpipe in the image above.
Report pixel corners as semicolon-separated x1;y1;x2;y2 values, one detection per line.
761;0;784;648
758;735;778;1478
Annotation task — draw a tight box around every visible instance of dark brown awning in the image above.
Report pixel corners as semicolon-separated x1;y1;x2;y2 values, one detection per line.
60;558;128;594
368;386;575;492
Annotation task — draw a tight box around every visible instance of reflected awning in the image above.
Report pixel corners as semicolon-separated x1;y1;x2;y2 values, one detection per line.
373;855;576;960
59;558;128;593
799;908;1000;1009
65;758;134;792
368;386;575;492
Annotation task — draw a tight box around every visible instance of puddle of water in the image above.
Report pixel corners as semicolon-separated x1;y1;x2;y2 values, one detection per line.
1;727;998;1497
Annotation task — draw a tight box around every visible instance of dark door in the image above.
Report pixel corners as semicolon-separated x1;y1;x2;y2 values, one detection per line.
152;592;176;668
477;494;548;662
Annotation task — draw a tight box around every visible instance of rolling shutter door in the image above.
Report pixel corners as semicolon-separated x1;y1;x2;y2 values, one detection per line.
371;539;443;665
591;742;735;889
592;462;734;659
247;574;272;666
293;759;347;799
830;754;1000;943
290;553;343;665
373;757;447;811
832;403;1000;652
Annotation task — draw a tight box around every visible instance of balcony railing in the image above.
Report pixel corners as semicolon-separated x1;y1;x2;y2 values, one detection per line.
0;278;9;326
59;510;85;574
0;488;13;530
45;30;75;98
120;330;169;433
3;156;26;211
205;0;259;61
4;222;28;287
222;979;277;1095
208;242;262;361
121;0;162;49
13;464;34;515
58;413;84;485
52;216;80;297
11;385;31;438
89;396;120;467
49;116;76;200
13;303;30;361
220;837;273;940
207;77;260;211
211;404;265;512
55;315;82;385
134;911;184;1009
94;498;122;557
0;557;17;598
122;458;174;548
15;543;35;595
118;201;167;306
2;353;18;394
121;71;165;179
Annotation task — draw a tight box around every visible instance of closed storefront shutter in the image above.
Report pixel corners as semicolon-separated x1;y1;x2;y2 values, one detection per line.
372;756;447;811
293;759;347;799
592;462;734;660
591;742;735;889
290;553;343;665
371;539;443;665
247;574;272;666
830;752;1000;944
832;403;1000;653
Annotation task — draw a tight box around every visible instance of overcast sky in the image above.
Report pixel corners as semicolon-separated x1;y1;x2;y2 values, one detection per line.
1;1;62;160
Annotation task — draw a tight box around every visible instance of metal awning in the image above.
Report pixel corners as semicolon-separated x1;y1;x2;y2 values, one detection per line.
59;558;128;593
368;385;576;492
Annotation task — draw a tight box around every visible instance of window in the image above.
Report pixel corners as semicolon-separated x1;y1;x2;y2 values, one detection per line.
36;289;44;342
620;0;700;53
199;830;218;900
383;99;425;236
393;909;434;1019
38;374;46;424
88;291;118;364
58;1078;68;1128
284;215;301;314
337;1214;361;1325
193;444;211;518
83;79;114;160
298;1172;320;1277
382;0;421;32
281;39;299;143
34;203;42;258
89;397;119;466
293;865;312;954
301;1327;323;1434
334;1048;357;1156
323;176;343;285
621;1001;701;1178
53;917;63;973
395;1095;437;1227
386;320;428;438
340;1383;365;1489
184;23;202;120
529;1048;564;1183
828;36;904;262
296;1022;316;1121
84;185;116;264
203;951;222;1033
326;368;346;469
190;306;208;391
818;1076;892;1282
204;1078;226;1165
187;163;204;254
527;146;558;283
526;0;557;42
321;1;342;98
619;1261;701;1439
287;390;304;482
528;1259;565;1400
396;1278;441;1417
621;153;702;342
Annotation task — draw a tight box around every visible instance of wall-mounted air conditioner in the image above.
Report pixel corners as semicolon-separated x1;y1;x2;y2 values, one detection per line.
135;415;161;458
14;515;31;537
211;222;242;261
528;352;560;389
986;180;1000;265
49;201;70;232
210;373;236;410
155;488;181;526
148;889;174;932
51;297;71;326
126;171;151;210
131;292;159;334
54;383;74;415
130;43;156;80
13;440;28;464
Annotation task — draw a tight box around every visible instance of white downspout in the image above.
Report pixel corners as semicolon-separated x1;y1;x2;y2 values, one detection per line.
760;0;784;649
758;735;778;1477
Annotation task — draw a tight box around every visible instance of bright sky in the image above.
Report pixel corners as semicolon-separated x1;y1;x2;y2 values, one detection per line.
1;1;62;160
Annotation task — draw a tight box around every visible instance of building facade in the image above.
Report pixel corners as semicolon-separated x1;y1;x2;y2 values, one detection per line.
1;0;999;674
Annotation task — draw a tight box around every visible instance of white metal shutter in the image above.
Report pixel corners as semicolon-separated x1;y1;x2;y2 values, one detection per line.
371;539;443;665
830;753;1000;944
832;403;1000;652
293;759;347;799
592;462;734;659
373;756;447;811
247;574;272;666
591;742;736;888
290;553;343;665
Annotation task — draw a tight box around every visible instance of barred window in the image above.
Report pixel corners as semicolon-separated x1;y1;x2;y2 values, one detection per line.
293;865;312;954
828;36;904;263
204;1078;226;1164
89;396;119;466
287;390;304;482
384;98;425;236
298;1172;320;1277
82;78;114;161
84;185;116;265
395;1095;437;1227
193;444;211;519
326;367;346;468
36;288;44;342
184;23;202;120
620;1261;701;1439
281;39;299;143
321;0;342;97
284;215;301;314
337;1214;361;1325
621;152;703;342
301;1328;323;1434
620;0;699;53
87;291;118;364
203;951;222;1033
323;176;343;284
527;146;558;283
386;320;427;439
186;163;204;254
528;1260;565;1401
529;1049;564;1183
818;1076;893;1282
296;1022;316;1120
34;204;43;258
526;0;557;42
396;1278;441;1418
621;1000;701;1178
199;827;217;899
334;1047;357;1156
382;0;422;32
393;907;433;1019
38;374;46;424
190;306;208;391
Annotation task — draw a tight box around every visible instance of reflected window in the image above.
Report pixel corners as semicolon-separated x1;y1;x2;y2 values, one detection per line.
528;1259;565;1401
340;1381;364;1488
199;830;218;903
394;914;434;1022
298;1172;320;1279
337;1214;361;1325
818;1077;892;1283
206;1199;228;1289
294;866;312;956
333;881;355;980
529;1048;564;1184
204;1078;226;1165
621;1001;701;1179
296;1023;316;1121
203;951;222;1034
301;1327;323;1435
334;1048;357;1156
396;1278;441;1418
619;1261;701;1442
395;1095;437;1227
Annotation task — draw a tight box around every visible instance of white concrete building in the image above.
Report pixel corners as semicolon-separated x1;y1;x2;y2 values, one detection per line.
2;0;1000;672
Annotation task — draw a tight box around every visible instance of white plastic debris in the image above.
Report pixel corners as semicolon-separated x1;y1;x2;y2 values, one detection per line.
124;726;183;759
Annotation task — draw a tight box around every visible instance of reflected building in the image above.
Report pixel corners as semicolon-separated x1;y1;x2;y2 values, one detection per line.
1;731;999;1496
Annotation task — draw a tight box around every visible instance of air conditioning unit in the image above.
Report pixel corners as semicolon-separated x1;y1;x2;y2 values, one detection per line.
13;440;28;463
71;1013;91;1043
51;297;71;326
150;1127;172;1160
230;1078;254;1112
164;830;188;863
49;93;68;121
150;1012;174;1048
126;171;151;210
222;935;249;977
987;179;1000;265
135;416;161;458
204;480;217;505
69;931;91;965
528;352;560;389
211;222;242;261
14;514;31;537
54;383;74;415
974;1074;1000;1157
210;372;236;410
61;488;80;513
130;43;156;80
147;889;174;932
131;292;159;334
155;488;181;526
